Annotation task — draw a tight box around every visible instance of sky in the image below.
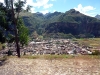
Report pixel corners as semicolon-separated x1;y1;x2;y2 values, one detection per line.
0;0;100;17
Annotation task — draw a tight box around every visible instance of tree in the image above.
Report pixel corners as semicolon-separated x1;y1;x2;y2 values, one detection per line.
31;31;38;39
0;3;8;43
18;18;29;47
3;0;29;57
26;5;32;12
19;26;29;47
10;0;26;57
0;0;30;57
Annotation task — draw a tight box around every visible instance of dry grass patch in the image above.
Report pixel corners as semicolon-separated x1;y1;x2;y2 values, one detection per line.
73;38;100;47
1;55;100;75
0;43;3;50
21;55;73;60
8;55;100;60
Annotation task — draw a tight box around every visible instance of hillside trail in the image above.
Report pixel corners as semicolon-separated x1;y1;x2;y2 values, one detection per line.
0;57;100;75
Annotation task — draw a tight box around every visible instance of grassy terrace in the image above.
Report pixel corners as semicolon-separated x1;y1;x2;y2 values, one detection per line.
72;38;100;48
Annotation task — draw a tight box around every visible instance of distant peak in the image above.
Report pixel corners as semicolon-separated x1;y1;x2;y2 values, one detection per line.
95;14;100;16
68;9;80;13
69;9;76;12
36;12;43;14
95;14;100;20
64;9;83;16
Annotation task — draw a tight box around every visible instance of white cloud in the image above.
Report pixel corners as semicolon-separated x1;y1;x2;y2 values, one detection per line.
40;10;49;14
43;4;53;9
0;0;53;13
30;7;36;13
24;0;53;13
0;0;4;3
26;0;53;9
74;4;96;16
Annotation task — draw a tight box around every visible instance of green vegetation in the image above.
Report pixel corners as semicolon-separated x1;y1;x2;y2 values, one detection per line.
0;0;100;58
0;56;7;62
31;31;39;39
92;50;100;55
18;18;29;47
0;43;3;50
0;43;6;50
43;33;75;39
72;38;100;47
22;9;100;38
7;55;100;60
0;0;31;57
14;55;75;59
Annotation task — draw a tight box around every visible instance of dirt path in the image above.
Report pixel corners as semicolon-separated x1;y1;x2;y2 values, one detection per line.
0;58;100;75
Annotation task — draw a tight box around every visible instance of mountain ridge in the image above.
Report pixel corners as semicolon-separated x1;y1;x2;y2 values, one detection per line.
22;9;100;38
95;14;100;20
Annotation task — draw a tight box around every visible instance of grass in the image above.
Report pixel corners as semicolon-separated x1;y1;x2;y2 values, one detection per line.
21;55;71;59
0;43;3;50
0;56;7;61
8;54;100;60
72;38;100;47
73;55;100;59
2;38;100;60
8;54;75;59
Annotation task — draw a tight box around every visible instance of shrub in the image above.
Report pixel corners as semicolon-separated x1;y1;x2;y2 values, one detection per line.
8;50;12;56
2;45;5;49
92;50;100;55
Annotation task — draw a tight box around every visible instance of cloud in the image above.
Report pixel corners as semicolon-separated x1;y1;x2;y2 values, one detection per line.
25;0;53;9
30;7;36;13
0;0;4;3
0;0;54;13
43;4;53;9
24;0;54;13
74;4;96;16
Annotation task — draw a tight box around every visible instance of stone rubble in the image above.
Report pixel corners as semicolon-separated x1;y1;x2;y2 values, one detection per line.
0;39;93;56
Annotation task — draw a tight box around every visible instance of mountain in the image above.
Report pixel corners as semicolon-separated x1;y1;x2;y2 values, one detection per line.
22;9;100;38
45;12;63;24
95;14;100;20
22;11;63;34
22;12;45;34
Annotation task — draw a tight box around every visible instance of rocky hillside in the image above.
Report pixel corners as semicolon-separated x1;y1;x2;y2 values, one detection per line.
22;9;100;37
45;9;100;37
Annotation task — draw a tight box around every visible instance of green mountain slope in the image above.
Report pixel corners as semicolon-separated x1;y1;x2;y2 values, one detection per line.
45;9;100;37
22;9;100;38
